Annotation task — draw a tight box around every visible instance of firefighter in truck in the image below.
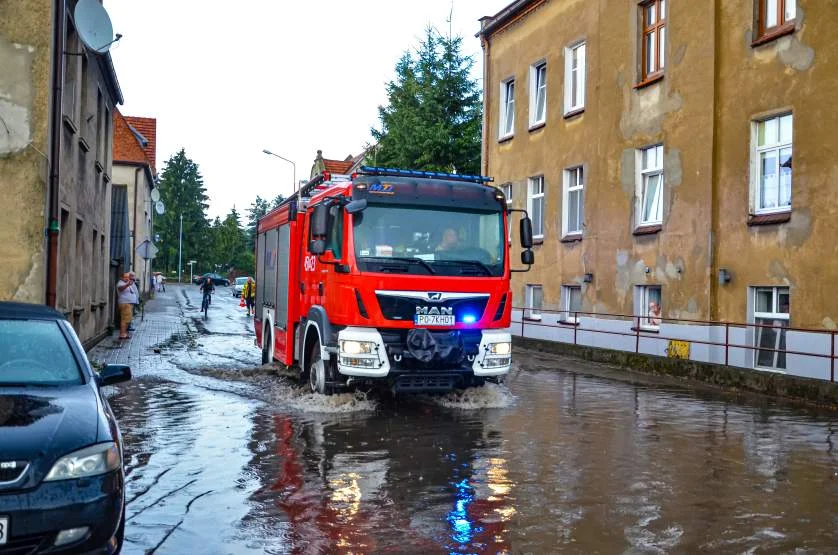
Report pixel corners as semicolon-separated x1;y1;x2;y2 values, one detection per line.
254;166;535;395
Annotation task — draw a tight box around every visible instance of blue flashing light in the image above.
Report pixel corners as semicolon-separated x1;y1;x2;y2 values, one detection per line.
462;314;477;324
358;165;494;184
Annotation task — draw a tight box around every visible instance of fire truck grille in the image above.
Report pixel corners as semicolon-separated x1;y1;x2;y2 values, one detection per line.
380;329;482;369
375;294;489;322
395;374;457;392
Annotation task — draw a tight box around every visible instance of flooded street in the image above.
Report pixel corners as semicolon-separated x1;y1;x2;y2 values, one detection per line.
101;286;837;553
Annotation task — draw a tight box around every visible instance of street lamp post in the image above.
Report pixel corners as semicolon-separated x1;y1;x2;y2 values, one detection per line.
262;149;297;193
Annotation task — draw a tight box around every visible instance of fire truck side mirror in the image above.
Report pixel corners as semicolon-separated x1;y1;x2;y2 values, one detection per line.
521;249;535;266
345;199;367;214
520;216;534;249
309;239;326;255
311;204;330;237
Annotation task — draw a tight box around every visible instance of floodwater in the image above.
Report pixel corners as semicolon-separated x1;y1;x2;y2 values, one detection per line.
107;286;837;554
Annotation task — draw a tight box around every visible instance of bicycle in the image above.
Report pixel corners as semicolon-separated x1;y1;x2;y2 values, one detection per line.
201;291;212;319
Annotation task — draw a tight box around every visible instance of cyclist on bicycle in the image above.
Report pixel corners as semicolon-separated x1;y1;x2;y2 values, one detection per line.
200;277;215;307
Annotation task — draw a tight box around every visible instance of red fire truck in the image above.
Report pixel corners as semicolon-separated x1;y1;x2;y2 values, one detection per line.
254;166;534;394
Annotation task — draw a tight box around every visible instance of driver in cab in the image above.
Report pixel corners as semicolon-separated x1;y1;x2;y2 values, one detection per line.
436;228;459;251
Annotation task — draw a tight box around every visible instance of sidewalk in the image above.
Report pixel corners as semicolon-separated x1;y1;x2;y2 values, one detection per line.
88;284;191;369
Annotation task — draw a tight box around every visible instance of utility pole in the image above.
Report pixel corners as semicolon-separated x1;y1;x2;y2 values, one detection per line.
178;213;183;283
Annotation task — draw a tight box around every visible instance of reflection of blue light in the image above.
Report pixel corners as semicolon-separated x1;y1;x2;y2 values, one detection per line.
447;479;479;547
462;314;477;324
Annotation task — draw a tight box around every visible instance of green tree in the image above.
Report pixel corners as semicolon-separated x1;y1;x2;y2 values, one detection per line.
156;149;210;276
211;207;251;274
371;26;482;175
245;196;270;251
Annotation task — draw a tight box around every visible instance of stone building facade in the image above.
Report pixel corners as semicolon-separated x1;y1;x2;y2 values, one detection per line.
0;0;122;346
479;0;838;378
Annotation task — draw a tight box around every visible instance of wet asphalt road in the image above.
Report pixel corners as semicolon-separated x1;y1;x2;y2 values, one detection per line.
104;285;837;554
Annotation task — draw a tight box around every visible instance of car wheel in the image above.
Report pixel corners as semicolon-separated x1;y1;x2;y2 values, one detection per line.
261;328;271;365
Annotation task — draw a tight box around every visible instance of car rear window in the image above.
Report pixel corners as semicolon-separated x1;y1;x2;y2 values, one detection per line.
0;320;83;385
236;278;248;285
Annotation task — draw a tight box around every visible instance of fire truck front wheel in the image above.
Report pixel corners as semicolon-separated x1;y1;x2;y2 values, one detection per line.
307;342;333;396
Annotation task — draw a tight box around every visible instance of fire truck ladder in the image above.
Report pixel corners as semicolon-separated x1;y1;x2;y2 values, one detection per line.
356;166;494;184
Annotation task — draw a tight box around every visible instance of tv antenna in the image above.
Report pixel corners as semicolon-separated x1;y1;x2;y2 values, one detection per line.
74;0;121;54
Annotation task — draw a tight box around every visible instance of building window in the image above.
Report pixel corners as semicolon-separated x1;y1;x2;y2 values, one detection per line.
529;62;547;127
758;0;796;37
640;0;666;82
501;183;513;243
752;113;792;214
636;285;662;330
752;286;789;370
525;284;543;320
562;167;584;237
561;285;582;323
500;78;515;138
527;176;545;239
637;145;664;227
564;42;586;114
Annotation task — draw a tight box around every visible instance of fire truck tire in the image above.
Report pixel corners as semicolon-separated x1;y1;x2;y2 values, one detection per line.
308;341;333;395
261;328;271;365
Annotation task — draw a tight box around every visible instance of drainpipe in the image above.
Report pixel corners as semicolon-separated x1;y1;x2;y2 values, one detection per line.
132;166;141;271
480;34;490;177
46;0;66;308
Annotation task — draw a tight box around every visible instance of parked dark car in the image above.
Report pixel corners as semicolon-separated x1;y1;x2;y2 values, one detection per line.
0;302;131;554
192;272;229;286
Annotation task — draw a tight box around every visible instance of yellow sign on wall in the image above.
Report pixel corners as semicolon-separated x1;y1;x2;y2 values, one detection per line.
667;339;691;359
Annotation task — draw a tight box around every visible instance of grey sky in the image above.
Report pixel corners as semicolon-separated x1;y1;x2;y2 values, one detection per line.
107;0;509;220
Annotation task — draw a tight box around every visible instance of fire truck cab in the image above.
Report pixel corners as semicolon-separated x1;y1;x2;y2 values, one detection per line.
255;166;534;394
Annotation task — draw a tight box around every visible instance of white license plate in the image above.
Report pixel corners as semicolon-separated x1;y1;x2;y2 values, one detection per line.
0;516;8;545
414;314;455;327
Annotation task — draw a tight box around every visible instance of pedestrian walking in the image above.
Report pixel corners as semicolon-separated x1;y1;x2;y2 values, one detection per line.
242;277;256;317
128;271;140;331
116;272;135;340
155;273;165;292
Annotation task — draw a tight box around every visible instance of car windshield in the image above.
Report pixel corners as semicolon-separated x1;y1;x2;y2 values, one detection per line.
352;204;505;277
0;319;83;385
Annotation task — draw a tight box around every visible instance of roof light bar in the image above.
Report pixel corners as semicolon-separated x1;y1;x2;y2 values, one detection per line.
357;166;494;184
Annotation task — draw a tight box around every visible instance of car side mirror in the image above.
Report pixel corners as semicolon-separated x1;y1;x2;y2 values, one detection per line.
312;204;330;237
98;364;132;386
520;217;534;249
521;249;535;265
309;239;326;255
345;199;367;214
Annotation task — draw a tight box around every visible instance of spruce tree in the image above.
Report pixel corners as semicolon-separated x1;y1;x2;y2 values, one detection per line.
156;149;210;276
372;26;482;175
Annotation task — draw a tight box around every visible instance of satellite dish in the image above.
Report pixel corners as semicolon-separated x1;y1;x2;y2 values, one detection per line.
74;0;115;54
150;188;161;202
155;201;165;215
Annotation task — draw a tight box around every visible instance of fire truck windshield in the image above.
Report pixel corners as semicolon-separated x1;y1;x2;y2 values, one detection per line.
352;204;505;277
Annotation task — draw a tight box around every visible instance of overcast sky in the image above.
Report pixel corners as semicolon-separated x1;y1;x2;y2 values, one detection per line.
106;0;510;220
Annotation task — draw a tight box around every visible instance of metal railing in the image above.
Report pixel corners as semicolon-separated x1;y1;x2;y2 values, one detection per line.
511;307;837;382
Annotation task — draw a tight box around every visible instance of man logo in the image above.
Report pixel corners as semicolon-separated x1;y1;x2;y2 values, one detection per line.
428;292;442;301
416;306;453;316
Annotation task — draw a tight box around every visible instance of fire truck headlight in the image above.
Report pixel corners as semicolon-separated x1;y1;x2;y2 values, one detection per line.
488;342;511;356
340;340;375;355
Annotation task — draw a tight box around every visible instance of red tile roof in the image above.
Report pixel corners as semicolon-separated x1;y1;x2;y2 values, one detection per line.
323;159;354;174
113;109;151;168
123;115;157;173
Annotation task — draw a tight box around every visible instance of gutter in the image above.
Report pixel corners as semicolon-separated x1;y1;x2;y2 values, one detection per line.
132;166;142;270
46;0;66;308
475;0;539;39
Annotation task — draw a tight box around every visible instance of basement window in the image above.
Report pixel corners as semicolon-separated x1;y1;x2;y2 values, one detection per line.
752;286;789;370
525;284;543;321
635;285;662;330
561;285;582;323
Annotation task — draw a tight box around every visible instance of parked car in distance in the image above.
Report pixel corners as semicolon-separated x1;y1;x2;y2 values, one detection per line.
233;277;251;297
192;272;229;286
0;302;131;554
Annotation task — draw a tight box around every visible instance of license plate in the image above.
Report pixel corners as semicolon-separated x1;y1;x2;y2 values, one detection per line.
414;314;455;327
0;516;8;545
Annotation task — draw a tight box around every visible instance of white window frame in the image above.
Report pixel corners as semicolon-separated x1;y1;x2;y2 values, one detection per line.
562;166;584;237
635;285;662;330
529;61;547;128
561;285;582;323
527;176;545;240
499;78;516;139
564;41;586;115
751;113;792;215
752;286;790;371
636;144;664;227
501;183;513;244
525;284;543;321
